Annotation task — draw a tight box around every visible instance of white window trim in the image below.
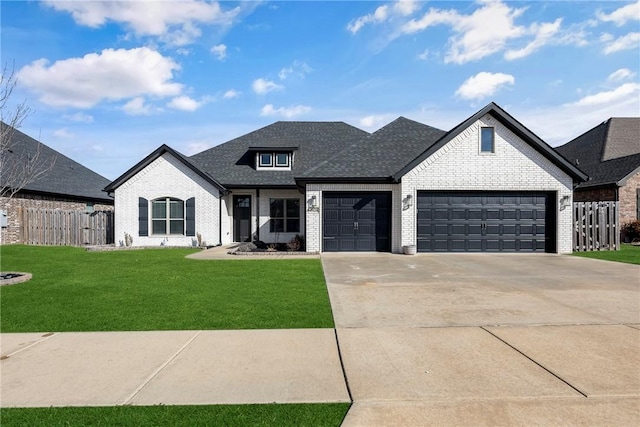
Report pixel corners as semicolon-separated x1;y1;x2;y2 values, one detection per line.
151;197;185;236
257;152;293;170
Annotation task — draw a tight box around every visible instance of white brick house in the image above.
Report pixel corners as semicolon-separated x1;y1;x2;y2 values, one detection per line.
105;103;586;253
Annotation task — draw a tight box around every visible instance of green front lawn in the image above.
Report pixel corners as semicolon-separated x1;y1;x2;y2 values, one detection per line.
0;403;351;427
0;246;334;332
572;243;640;265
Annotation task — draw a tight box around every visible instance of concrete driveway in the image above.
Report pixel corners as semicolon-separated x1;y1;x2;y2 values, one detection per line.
321;253;640;426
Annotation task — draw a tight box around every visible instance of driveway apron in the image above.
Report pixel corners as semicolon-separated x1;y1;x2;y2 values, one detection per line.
321;253;640;426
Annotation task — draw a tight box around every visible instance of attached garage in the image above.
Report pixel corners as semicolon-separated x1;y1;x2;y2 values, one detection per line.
416;191;555;253
323;192;391;252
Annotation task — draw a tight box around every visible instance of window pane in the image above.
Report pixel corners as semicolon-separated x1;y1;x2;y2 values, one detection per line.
286;219;300;233
260;153;272;166
481;127;494;152
275;153;289;166
270;219;284;232
152;200;166;219
169;200;184;218
270;199;284;217
286;199;300;218
152;220;166;234
169;220;184;234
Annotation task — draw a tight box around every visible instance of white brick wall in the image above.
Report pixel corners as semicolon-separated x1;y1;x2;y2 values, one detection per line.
400;114;574;253
305;183;400;252
114;153;221;247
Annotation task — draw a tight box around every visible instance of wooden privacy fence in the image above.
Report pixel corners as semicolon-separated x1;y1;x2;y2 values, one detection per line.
20;207;114;246
573;201;619;251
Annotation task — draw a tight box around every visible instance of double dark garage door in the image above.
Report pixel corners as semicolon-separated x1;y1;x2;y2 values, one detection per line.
322;191;555;253
417;191;555;253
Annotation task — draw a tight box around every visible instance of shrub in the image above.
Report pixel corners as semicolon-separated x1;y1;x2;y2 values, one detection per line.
287;234;305;252
622;220;640;242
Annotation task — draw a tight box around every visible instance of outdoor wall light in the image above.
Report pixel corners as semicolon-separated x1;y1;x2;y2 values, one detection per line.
403;194;413;211
559;195;570;211
308;195;319;211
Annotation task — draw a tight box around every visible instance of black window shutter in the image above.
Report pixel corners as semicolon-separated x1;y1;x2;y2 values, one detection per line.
186;197;196;236
637;189;640;220
138;197;148;236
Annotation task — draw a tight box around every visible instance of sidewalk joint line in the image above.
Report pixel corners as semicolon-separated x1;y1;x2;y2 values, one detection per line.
2;332;58;360
480;327;589;398
333;328;353;403
122;330;202;405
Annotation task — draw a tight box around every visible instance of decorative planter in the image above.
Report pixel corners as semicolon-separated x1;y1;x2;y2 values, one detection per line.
402;245;417;255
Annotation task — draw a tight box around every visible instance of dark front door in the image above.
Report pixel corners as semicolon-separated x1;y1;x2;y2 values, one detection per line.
233;195;251;242
417;191;554;252
323;192;391;252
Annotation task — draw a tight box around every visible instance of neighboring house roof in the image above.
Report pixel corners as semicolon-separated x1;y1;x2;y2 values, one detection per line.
555;117;640;188
395;102;587;182
104;144;226;193
1;122;112;202
301;117;446;181
189;121;370;187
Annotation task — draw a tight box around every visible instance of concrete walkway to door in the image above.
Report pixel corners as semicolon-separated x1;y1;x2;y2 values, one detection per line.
321;253;640;426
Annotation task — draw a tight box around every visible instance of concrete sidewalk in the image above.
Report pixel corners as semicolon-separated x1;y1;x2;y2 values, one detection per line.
0;329;349;407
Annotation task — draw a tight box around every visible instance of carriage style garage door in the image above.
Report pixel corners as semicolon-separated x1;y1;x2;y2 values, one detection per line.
417;191;555;252
323;192;391;252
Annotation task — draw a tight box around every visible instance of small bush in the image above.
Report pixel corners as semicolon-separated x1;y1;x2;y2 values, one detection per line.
288;234;305;252
622;220;640;242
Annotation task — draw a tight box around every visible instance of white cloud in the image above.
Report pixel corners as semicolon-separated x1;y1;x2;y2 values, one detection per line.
505;18;562;60
260;104;311;118
393;0;419;17
53;128;74;138
597;1;640;26
278;61;312;80
167;95;202;111
18;47;182;108
123;97;153;116
63;112;94;123
404;1;530;64
347;5;389;34
359;114;392;130
455;72;515;101
568;82;640;107
608;68;636;82
210;44;227;60
223;89;241;99
185;141;212;155
252;78;283;95
603;32;640;54
42;0;241;46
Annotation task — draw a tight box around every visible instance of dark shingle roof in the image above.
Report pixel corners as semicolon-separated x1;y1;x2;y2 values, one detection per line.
1;122;112;202
555;117;640;188
189;121;370;187
301;117;446;179
104;144;225;193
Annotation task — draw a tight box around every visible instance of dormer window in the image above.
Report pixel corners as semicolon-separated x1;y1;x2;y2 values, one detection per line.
259;153;273;167
256;152;293;170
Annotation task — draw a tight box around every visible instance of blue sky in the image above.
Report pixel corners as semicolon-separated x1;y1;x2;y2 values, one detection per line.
2;0;639;180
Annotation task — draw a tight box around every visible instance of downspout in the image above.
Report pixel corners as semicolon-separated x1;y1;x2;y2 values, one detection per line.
218;192;223;246
255;188;260;241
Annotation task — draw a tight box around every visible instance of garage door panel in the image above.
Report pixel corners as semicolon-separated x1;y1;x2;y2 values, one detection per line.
323;192;391;252
417;191;554;253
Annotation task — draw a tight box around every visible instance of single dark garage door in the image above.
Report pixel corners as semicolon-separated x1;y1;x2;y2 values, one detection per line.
417;191;555;252
323;192;391;252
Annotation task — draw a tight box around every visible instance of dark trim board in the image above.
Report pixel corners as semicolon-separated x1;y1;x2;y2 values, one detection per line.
323;192;392;252
417;191;556;253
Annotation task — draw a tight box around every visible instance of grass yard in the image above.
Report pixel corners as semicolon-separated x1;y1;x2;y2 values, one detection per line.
0;246;335;332
572;243;640;265
0;403;351;427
